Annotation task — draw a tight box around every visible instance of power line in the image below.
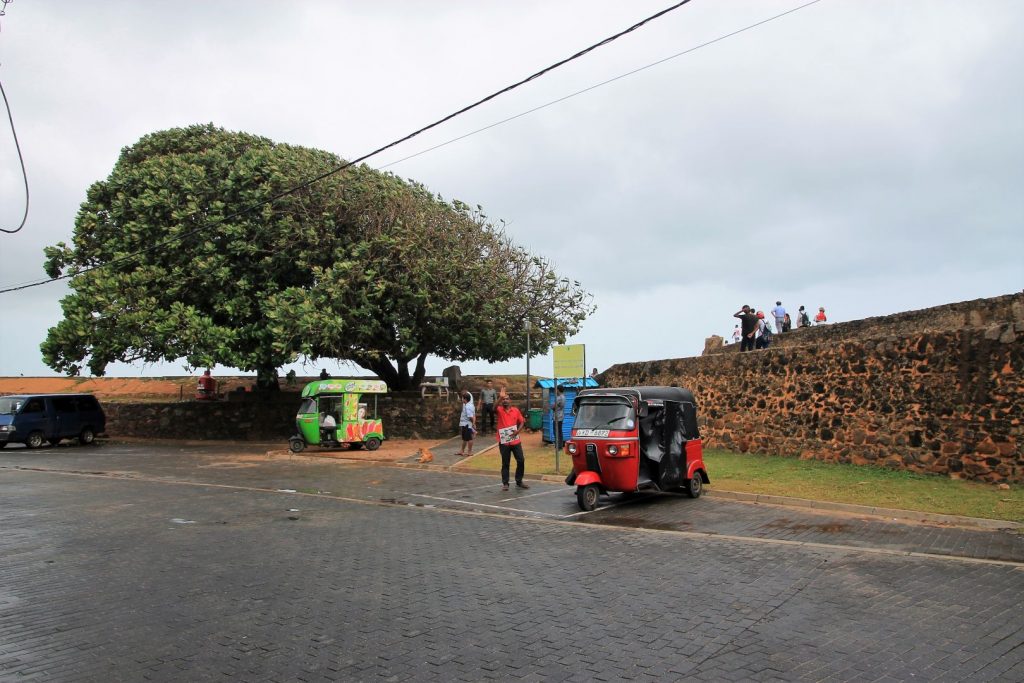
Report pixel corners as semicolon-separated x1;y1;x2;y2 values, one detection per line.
0;0;697;295
379;0;824;171
0;77;29;234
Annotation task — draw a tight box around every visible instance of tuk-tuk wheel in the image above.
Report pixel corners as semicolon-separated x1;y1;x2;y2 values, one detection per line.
288;438;305;454
364;437;381;451
686;473;703;498
576;484;600;511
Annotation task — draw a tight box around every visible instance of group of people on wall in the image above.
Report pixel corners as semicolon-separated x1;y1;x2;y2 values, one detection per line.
731;301;828;351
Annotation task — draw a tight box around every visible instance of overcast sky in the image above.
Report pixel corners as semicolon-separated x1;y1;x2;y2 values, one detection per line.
0;0;1021;381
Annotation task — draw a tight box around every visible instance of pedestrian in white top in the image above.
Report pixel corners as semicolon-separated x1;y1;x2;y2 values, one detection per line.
772;301;786;335
458;392;476;456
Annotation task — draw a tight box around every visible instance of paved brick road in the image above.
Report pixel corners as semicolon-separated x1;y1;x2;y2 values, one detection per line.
1;443;1022;681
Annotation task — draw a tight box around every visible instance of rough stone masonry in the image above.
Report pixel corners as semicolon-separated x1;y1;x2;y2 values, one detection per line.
604;292;1024;484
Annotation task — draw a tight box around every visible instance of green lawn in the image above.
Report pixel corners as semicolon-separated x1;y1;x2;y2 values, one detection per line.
462;444;1023;523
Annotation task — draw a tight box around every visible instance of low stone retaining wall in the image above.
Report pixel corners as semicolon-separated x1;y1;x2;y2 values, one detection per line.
105;391;469;442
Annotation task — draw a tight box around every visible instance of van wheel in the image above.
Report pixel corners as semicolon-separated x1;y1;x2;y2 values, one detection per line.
686;473;703;498
288;438;305;453
79;427;96;446
364;437;381;451
576;484;600;511
26;431;44;449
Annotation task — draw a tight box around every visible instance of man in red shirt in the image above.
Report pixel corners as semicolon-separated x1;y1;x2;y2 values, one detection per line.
494;395;530;491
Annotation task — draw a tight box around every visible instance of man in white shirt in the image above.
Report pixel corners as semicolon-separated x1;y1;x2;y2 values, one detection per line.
772;301;786;335
458;392;476;457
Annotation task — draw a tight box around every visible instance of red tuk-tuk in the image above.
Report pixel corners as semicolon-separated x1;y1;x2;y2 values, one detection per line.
565;386;709;511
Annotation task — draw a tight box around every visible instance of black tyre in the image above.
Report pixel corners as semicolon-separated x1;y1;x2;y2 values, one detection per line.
686;472;704;498
576;484;600;511
79;427;96;446
364;437;381;451
288;438;305;453
26;431;44;449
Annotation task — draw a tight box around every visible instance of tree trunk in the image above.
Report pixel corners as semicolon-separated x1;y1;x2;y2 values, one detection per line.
255;366;280;392
396;357;411;388
355;355;429;391
359;357;402;390
412;352;428;387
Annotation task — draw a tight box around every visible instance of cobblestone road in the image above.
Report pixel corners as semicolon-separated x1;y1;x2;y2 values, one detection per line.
1;443;1022;681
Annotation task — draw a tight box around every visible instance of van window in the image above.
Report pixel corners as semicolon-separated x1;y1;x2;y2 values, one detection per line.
0;398;24;414
22;399;44;414
54;397;77;413
78;396;100;411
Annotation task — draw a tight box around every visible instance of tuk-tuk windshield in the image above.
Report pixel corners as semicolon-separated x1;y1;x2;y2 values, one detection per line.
574;399;636;430
298;398;317;415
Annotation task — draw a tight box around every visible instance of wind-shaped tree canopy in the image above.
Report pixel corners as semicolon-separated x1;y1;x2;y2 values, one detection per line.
43;124;593;389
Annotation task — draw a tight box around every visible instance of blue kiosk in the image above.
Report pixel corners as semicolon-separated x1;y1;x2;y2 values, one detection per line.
536;377;600;445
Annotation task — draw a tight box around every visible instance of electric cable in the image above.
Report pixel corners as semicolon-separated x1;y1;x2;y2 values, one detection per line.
0;0;828;294
0;0;697;294
0;76;29;234
379;0;823;171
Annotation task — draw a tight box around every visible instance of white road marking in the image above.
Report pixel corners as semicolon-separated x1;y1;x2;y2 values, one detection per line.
436;483;500;495
560;500;629;518
498;488;564;502
404;492;561;518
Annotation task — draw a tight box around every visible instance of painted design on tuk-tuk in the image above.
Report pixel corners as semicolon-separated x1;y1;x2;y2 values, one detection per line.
289;379;388;453
345;420;382;442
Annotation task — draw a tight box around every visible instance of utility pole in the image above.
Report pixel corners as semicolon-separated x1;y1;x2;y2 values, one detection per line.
524;321;531;413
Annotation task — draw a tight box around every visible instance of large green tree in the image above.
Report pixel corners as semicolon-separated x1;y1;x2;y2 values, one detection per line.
43;124;593;389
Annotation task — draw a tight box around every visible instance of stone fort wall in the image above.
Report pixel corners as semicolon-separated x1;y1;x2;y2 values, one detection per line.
603;293;1024;483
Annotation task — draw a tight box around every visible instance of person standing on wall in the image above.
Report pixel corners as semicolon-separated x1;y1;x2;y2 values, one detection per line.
798;305;811;328
458;391;476;457
772;301;786;334
755;311;772;350
495;395;529;491
478;379;497;433
733;305;758;351
553;385;566;452
815;306;828;324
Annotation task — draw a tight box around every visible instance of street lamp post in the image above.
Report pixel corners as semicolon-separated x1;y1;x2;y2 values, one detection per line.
524;321;531;413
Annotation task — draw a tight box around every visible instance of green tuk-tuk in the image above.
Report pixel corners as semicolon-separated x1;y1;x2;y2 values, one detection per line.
288;379;387;453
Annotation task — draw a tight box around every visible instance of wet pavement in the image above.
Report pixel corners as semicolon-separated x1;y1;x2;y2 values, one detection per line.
2;439;1021;564
2;440;1024;681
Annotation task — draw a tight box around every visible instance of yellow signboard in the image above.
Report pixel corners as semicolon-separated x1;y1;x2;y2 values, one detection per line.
553;344;585;378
